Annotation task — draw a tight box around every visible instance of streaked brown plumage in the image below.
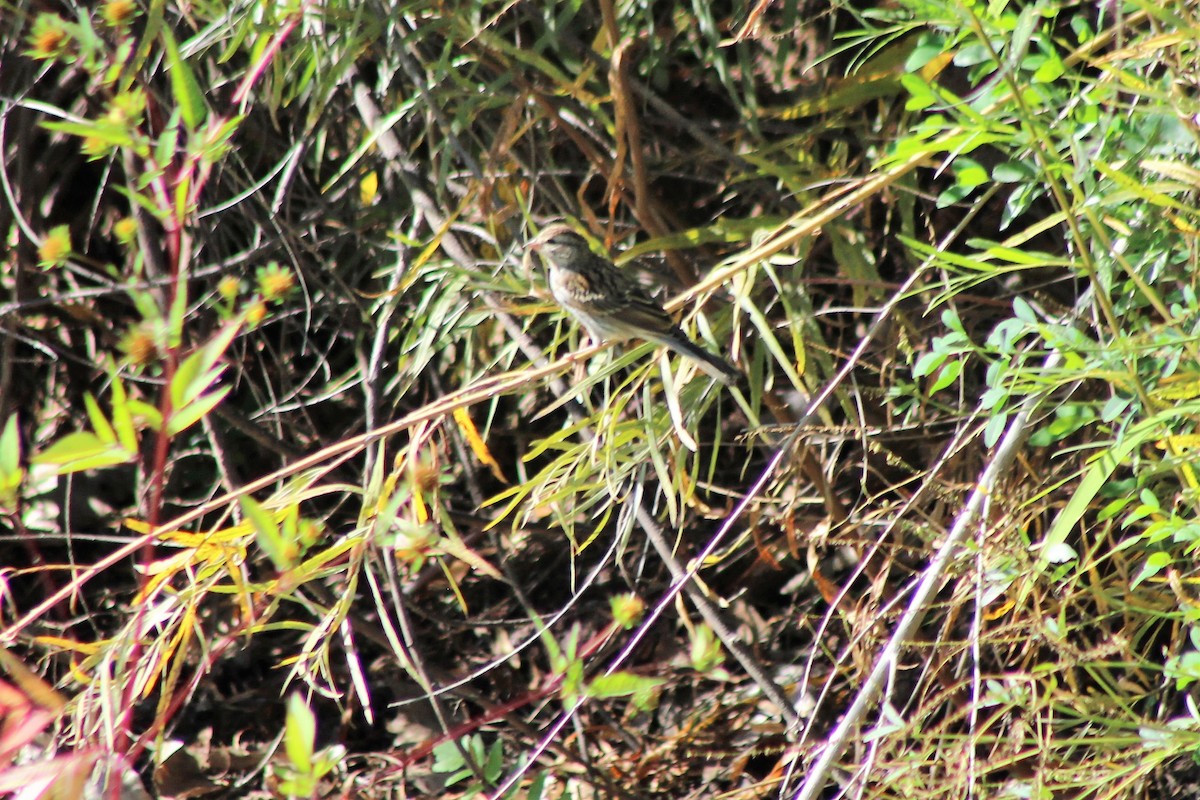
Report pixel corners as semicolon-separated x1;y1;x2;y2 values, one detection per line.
527;223;740;385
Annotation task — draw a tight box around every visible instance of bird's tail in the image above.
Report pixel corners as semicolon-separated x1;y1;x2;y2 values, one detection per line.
654;332;741;386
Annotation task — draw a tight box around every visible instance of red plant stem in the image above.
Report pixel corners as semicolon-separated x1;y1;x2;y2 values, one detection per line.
143;215;181;530
108;7;326;789
110;146;192;800
231;0;313;106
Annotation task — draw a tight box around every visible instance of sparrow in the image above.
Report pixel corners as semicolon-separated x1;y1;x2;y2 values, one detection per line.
527;223;740;385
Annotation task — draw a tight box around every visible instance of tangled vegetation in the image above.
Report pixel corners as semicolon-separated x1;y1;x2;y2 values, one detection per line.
4;0;1200;798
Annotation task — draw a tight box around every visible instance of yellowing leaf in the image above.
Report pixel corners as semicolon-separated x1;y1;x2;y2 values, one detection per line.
360;170;378;205
1152;375;1200;402
453;407;507;482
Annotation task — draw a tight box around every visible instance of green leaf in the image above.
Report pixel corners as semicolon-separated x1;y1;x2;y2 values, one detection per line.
0;415;21;477
40;119;134;149
241;496;288;570
993;160;1036;183
928;358;962;394
952;43;991;68
737;294;806;393
127;399;164;431
954;158;988;188
913;350;947;379
38;431;102;465
432;738;466;773
161;26;206;128
525;771;548;800
200;115;244;163
899;73;937;111
689;624;725;673
31;432;133;474
1012;296;1036;323
1031;52;1065;83
109;376;138;451
170;322;240;411
937;182;974;208
483;738;503;782
166;386;230;436
904;34;946;72
167;259;190;348
111;184;168;222
284;693;315;773
0;416;22;508
983;413;1008;447
311;745;345;781
1036;406;1198;568
169;354;201;411
586;672;666;704
1132;551;1172;589
151;111;181;186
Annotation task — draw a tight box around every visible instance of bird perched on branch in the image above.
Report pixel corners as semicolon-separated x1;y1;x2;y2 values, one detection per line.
526;222;740;385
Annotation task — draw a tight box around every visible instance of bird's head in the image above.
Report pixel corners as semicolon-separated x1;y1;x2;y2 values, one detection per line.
526;223;593;270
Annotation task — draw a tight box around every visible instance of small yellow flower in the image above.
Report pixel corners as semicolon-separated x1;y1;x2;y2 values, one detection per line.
245;299;267;326
120;326;159;367
113;218;138;245
256;262;295;302
81;135;114;160
101;0;138;27
610;593;646;629
217;275;240;301
108;90;145;125
38;226;71;268
27;15;69;60
360;171;379;206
